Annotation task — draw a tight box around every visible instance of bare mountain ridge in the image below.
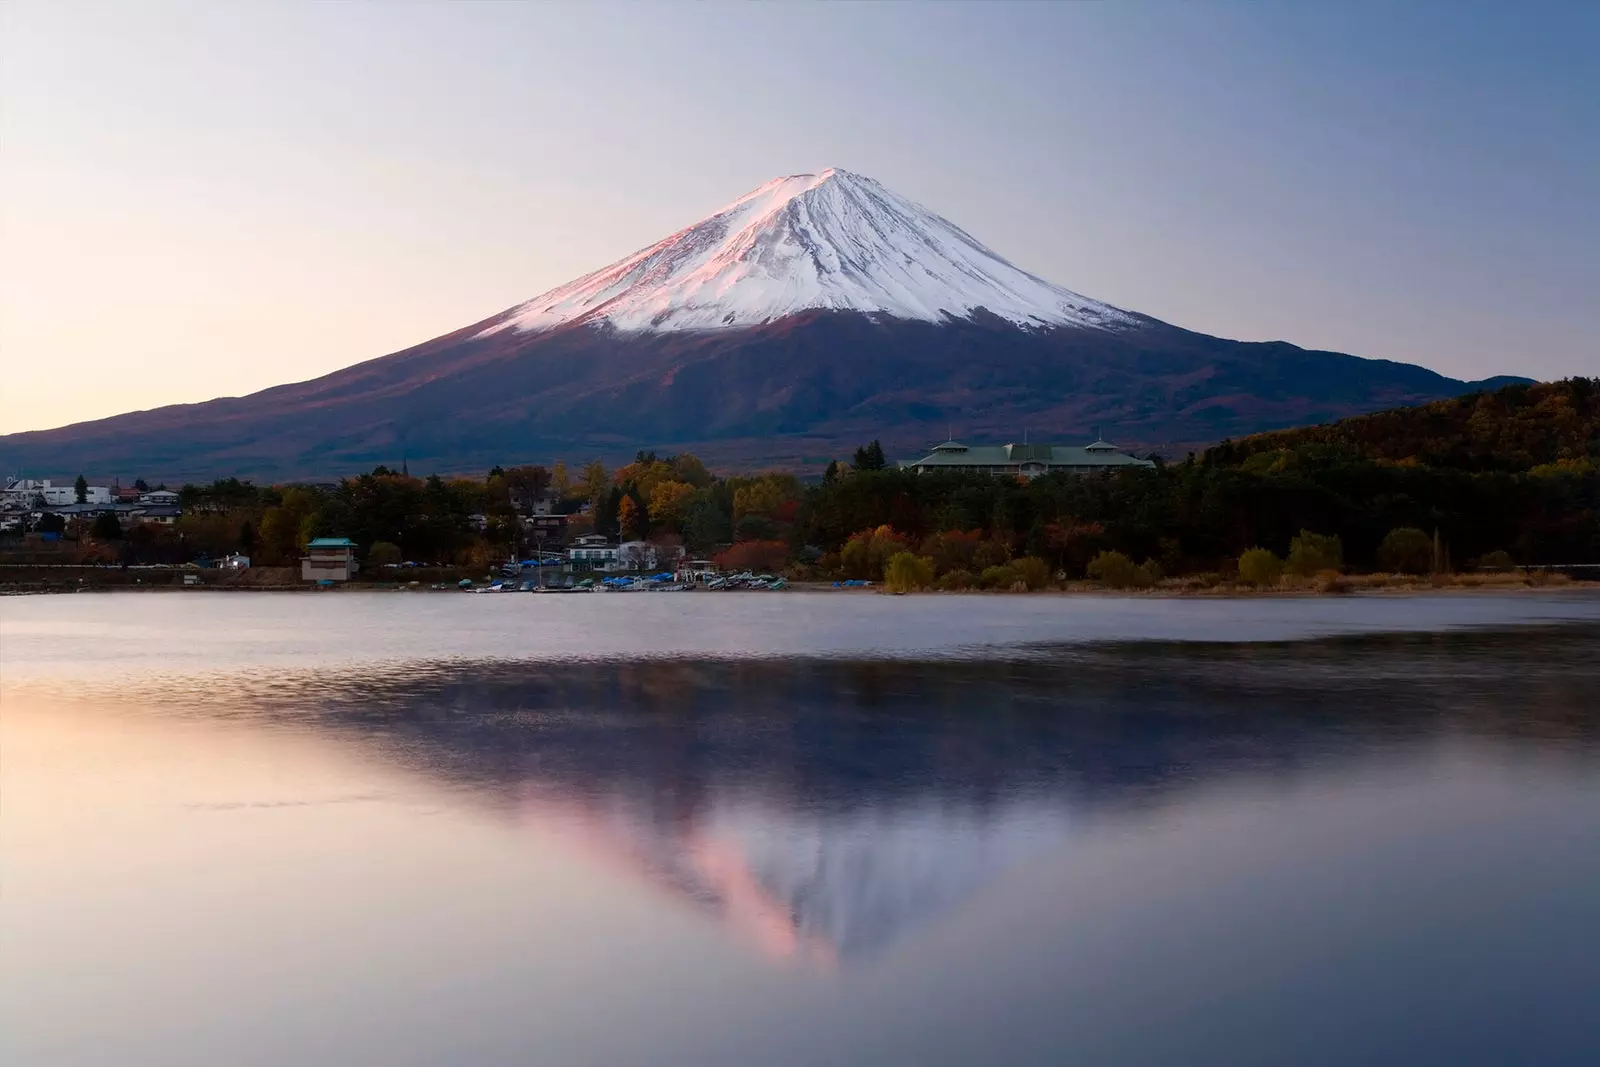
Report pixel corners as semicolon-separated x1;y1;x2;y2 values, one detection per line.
0;169;1521;480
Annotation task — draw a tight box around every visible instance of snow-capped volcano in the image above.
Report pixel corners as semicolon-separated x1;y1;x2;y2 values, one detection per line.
482;168;1138;335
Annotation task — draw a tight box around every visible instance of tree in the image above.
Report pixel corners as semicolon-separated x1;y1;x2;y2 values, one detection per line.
1088;550;1139;589
1378;527;1434;574
74;474;88;504
682;493;732;553
134;478;150;493
712;540;790;573
367;541;402;567
551;461;570;499
1237;548;1284;587
852;439;887;471
670;452;713;488
37;513;66;535
838;525;911;580
884;551;935;592
90;512;123;540
648;480;696;530
618;496;646;541
1286;529;1342;576
582;460;609;505
824;460;842;484
238;520;257;554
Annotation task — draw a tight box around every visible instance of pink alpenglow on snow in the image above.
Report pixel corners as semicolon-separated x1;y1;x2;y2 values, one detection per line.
480;168;1139;336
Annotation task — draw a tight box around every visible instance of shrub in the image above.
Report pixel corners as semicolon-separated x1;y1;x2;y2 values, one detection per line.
979;564;1021;590
972;539;1012;570
1475;549;1515;572
367;540;402;567
883;552;935;593
1237;547;1284;587
1377;527;1433;575
1286;530;1342;576
937;568;975;591
1087;550;1139;589
1011;556;1052;591
1315;569;1351;594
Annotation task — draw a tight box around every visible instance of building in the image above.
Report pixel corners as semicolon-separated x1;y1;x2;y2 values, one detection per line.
568;534;621;572
901;438;1156;479
525;512;570;549
301;537;359;581
2;478;114;507
139;489;180;506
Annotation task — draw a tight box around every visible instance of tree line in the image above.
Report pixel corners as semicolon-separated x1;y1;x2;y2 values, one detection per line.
30;379;1598;580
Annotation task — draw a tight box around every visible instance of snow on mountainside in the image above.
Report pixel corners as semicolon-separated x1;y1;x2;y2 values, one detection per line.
481;168;1139;335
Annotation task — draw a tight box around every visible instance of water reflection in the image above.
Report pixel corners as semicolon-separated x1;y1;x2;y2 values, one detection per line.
52;624;1596;965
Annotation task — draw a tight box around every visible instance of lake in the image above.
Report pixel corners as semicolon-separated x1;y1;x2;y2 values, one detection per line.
3;591;1599;1066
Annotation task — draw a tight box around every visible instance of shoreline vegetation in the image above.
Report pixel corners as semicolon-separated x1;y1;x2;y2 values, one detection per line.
4;379;1596;598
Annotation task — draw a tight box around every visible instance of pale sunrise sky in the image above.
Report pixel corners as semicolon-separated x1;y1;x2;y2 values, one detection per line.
2;1;1596;434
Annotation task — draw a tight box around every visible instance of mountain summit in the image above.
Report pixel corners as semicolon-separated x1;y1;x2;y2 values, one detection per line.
481;168;1136;335
0;169;1522;481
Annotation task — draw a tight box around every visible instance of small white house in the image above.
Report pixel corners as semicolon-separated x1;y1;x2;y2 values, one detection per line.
568;534;620;572
138;489;180;506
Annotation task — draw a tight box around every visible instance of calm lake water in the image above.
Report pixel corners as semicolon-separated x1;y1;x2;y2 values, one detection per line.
4;592;1599;1066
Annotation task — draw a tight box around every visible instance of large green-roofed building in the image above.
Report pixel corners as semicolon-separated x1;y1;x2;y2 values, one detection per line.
901;438;1155;479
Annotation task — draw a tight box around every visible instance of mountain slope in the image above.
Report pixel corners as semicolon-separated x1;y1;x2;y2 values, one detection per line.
0;169;1525;481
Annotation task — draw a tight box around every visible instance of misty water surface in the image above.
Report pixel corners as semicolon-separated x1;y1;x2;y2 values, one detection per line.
3;593;1598;1066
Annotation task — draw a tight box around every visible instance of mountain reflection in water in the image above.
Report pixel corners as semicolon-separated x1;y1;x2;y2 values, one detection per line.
68;625;1600;964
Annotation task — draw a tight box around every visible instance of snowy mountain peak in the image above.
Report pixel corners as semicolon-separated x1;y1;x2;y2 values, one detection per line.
481;169;1137;336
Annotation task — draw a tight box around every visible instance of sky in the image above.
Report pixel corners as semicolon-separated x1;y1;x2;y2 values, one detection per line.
2;1;1596;434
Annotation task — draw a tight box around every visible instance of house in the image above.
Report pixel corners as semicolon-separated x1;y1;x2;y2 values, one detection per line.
131;504;181;526
525;512;570;549
567;534;621;572
138;489;181;506
301;537;359;581
901;438;1156;479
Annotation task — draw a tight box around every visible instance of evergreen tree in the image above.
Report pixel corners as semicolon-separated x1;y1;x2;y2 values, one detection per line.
74;474;88;503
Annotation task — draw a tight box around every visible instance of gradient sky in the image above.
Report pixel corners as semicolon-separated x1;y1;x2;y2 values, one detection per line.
3;1;1596;434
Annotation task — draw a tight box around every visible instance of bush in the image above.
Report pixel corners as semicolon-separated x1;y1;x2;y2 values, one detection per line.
367;541;402;567
1286;529;1342;576
1011;556;1052;591
1377;527;1433;574
883;552;935;593
937;568;975;591
1474;549;1515;572
1087;550;1140;589
979;564;1021;590
1315;569;1351;594
1237;547;1284;587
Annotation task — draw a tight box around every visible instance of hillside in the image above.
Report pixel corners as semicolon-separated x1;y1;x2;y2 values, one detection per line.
1207;378;1599;472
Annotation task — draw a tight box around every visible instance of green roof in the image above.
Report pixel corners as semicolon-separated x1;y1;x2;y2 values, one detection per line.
306;537;356;547
903;441;1155;470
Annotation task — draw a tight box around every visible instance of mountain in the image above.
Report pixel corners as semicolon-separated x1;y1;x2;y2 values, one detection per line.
0;168;1524;482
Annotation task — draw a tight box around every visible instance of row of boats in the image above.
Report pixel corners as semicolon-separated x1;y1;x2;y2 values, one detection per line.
457;571;790;593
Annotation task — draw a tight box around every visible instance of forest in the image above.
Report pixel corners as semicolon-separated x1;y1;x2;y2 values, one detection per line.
35;378;1599;586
